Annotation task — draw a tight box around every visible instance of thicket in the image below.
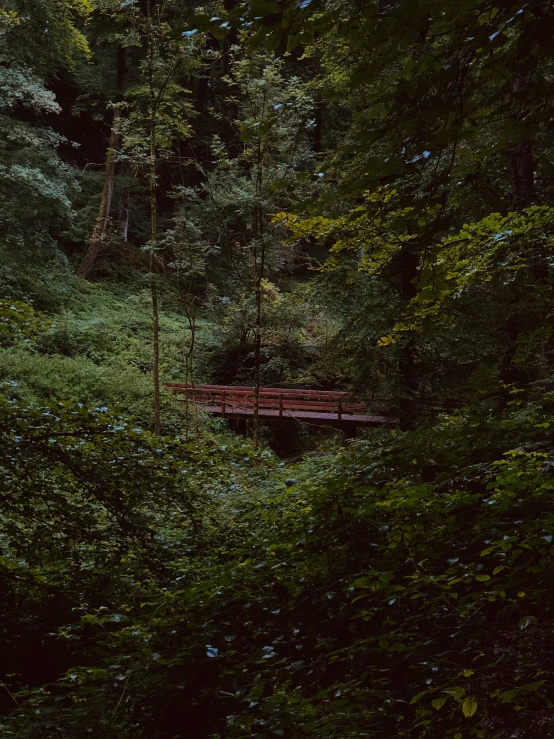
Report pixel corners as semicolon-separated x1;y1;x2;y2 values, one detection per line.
3;0;554;736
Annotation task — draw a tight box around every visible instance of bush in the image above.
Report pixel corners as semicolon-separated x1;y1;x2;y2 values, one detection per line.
0;349;188;433
0;299;47;347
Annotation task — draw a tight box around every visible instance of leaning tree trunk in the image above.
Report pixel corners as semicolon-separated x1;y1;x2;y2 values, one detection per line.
77;108;121;278
78;46;127;278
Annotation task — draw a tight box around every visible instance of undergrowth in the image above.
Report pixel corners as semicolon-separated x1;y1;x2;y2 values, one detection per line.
3;276;554;738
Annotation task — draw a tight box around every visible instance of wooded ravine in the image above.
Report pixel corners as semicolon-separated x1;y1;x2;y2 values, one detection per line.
3;0;554;736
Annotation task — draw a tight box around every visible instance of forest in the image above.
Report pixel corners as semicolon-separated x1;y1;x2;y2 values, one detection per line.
3;0;554;736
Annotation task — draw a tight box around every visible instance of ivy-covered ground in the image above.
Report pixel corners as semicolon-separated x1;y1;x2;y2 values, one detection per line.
2;288;554;738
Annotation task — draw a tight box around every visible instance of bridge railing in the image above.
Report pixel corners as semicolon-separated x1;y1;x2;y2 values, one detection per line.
164;384;368;420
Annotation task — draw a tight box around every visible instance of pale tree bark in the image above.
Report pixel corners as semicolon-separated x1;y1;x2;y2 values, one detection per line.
78;46;127;278
77;108;121;278
118;175;130;242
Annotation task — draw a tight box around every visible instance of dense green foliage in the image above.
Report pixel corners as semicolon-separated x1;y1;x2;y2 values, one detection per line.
4;0;554;736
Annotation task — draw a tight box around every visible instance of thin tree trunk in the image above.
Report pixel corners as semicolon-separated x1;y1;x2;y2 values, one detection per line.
150;121;161;435
78;108;121;278
150;125;162;437
118;186;130;242
512;139;534;208
512;73;535;209
398;246;419;430
500;72;536;386
313;101;323;154
252;135;264;452
253;263;262;451
148;7;161;436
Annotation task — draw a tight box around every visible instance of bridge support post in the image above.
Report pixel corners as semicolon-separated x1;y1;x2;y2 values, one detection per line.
230;418;247;436
342;424;357;443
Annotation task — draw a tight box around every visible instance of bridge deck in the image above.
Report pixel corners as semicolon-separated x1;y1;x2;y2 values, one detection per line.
202;405;392;426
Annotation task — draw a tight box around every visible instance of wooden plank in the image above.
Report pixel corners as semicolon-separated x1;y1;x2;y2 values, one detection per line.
193;399;367;413
169;389;361;405
195;385;349;396
165;383;352;398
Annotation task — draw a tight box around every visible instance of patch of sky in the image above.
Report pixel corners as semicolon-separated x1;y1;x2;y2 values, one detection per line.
407;151;430;163
492;229;513;241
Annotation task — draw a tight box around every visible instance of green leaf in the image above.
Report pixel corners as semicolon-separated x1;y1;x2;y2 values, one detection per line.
239;126;253;143
475;574;490;581
259;118;276;139
462;697;478;717
409;691;426;705
431;697;446;711
250;0;280;15
443;686;466;700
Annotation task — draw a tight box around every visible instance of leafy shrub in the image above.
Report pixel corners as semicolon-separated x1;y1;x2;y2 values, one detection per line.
0;349;194;434
0;234;77;307
0;395;269;737
0;299;47;347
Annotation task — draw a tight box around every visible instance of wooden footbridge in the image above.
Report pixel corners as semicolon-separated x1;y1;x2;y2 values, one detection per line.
164;384;396;433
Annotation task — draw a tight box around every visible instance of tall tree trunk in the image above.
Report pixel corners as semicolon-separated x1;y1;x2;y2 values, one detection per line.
148;14;161;436
118;172;130;243
77;108;120;278
252;134;265;452
512;140;534;208
253;264;262;451
500;72;537;386
512;73;535;210
78;46;127;278
398;247;419;429
313;101;323;154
